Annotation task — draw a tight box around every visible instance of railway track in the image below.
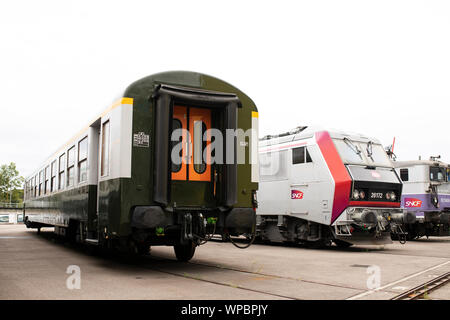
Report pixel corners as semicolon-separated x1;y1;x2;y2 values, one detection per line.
391;272;450;300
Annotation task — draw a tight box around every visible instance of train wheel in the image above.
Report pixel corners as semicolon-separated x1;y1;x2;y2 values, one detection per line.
406;232;417;241
136;243;151;255
305;239;331;248
333;239;353;248
174;241;196;262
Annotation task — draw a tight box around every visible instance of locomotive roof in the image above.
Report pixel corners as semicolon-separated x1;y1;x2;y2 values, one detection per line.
260;126;382;146
394;159;450;168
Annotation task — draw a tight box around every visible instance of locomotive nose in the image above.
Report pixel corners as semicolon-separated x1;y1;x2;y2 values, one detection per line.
390;211;416;224
351;210;378;224
360;210;378;224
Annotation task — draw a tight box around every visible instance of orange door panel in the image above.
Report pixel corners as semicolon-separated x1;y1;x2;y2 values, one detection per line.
171;106;187;181
188;108;211;182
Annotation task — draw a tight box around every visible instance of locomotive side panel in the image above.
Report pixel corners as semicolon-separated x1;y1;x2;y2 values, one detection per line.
289;139;336;225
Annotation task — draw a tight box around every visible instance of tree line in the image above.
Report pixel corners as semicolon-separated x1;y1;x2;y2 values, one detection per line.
0;163;24;203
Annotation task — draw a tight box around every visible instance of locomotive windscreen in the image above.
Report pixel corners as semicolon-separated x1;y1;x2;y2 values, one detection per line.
333;138;392;168
347;165;401;184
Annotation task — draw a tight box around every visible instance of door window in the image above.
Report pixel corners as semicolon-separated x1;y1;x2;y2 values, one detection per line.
171;106;211;182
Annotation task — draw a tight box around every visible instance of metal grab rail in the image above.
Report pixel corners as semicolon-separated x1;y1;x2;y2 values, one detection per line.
0;202;23;209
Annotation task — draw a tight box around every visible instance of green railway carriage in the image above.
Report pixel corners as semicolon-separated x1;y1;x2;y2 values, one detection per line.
23;71;259;261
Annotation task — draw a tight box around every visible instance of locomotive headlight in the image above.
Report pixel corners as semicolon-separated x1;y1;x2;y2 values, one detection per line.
359;190;366;200
390;192;396;201
386;192;391;200
353;189;360;200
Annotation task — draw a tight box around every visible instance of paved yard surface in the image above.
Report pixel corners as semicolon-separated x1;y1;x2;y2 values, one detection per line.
0;224;449;300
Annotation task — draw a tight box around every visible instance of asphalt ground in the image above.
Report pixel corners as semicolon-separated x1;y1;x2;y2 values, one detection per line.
0;224;449;300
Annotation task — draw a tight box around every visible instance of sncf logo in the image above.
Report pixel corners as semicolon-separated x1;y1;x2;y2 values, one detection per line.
371;171;381;178
291;190;304;200
405;198;422;208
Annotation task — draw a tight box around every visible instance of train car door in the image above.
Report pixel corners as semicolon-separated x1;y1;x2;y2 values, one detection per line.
171;106;211;182
170;105;213;206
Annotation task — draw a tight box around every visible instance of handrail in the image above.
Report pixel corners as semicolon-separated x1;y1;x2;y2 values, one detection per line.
0;203;23;209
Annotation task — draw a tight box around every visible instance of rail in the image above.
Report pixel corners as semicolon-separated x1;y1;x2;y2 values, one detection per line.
391;272;450;300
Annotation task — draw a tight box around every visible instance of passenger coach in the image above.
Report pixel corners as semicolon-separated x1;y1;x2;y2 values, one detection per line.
23;71;259;261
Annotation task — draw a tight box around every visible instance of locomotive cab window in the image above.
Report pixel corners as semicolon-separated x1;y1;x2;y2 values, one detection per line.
430;166;446;182
400;168;409;181
292;146;312;164
67;146;75;187
78;137;88;183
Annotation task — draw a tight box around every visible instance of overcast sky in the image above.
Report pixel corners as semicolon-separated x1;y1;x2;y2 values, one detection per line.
1;0;449;178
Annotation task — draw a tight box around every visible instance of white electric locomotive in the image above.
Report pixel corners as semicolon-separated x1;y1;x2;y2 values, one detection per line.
256;126;412;247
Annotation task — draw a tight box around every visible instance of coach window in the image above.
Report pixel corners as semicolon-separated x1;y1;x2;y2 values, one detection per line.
59;154;65;190
78;137;88;183
45;166;50;194
39;171;43;196
292;147;312;165
67;146;75;187
101;120;110;176
400;168;409;182
193;121;207;174
34;175;37;197
51;160;57;192
171;119;182;173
